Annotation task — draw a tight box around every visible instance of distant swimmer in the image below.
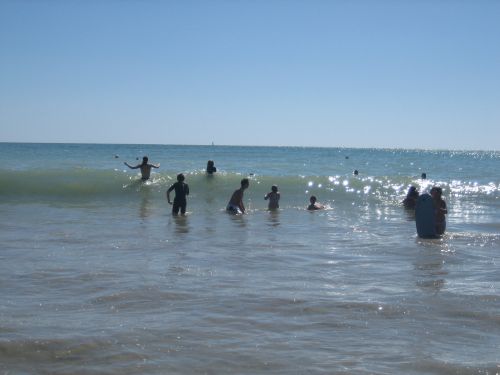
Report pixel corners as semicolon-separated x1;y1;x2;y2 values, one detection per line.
167;173;190;216
421;173;427;179
206;160;217;174
403;186;419;209
265;185;280;210
307;195;324;210
430;186;447;235
124;156;160;181
353;169;359;176
227;178;249;214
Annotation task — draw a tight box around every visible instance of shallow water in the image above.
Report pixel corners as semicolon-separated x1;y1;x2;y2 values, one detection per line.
0;143;499;374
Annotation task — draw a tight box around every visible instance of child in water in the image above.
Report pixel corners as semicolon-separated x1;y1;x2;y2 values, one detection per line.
167;173;190;215
430;186;447;235
264;185;280;210
307;195;323;210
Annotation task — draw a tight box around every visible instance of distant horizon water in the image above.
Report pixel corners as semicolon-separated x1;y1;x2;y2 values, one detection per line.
1;140;499;153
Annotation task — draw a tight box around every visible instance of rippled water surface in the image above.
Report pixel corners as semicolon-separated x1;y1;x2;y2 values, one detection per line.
1;143;499;374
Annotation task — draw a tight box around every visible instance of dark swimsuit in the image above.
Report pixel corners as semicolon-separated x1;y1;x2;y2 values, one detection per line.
168;182;189;214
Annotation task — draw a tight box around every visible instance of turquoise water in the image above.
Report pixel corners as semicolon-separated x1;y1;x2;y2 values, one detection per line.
1;143;499;374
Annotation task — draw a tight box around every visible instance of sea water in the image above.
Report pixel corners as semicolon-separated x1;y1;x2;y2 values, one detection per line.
0;143;499;374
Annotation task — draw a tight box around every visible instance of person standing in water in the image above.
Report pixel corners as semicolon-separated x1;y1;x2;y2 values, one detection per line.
264;185;280;210
430;186;447;235
167;173;190;215
226;178;249;214
403;186;419;209
206;160;217;174
124;156;160;181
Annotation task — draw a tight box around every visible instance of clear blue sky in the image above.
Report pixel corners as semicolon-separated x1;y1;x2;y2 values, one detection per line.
1;0;499;150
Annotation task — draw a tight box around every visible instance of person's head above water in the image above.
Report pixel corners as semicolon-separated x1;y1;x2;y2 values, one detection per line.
177;173;185;182
142;156;149;164
430;186;442;197
407;186;419;197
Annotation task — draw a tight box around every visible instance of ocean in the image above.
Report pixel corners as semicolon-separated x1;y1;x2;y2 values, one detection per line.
0;143;499;374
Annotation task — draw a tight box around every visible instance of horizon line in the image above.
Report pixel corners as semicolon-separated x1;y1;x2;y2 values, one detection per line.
0;141;498;153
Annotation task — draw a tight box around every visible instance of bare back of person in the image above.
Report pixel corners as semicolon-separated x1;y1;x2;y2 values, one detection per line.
228;189;244;210
139;164;153;180
227;178;249;214
124;156;159;181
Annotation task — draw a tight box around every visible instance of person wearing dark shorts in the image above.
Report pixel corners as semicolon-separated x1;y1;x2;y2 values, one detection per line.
167;173;190;215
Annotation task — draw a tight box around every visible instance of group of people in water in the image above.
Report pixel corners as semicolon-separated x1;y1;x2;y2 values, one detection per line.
125;156;447;234
403;184;448;235
125;156;327;215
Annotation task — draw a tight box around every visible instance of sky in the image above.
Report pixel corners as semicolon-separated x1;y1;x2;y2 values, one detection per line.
0;0;499;150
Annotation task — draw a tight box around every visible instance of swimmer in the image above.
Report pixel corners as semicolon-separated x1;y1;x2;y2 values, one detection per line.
264;185;280;210
226;178;249;214
307;195;323;210
124;156;160;181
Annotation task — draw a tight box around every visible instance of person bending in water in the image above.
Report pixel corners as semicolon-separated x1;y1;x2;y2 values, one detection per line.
124;156;160;181
430;186;447;235
227;178;249;214
265;185;280;210
307;195;323;210
167;173;190;215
